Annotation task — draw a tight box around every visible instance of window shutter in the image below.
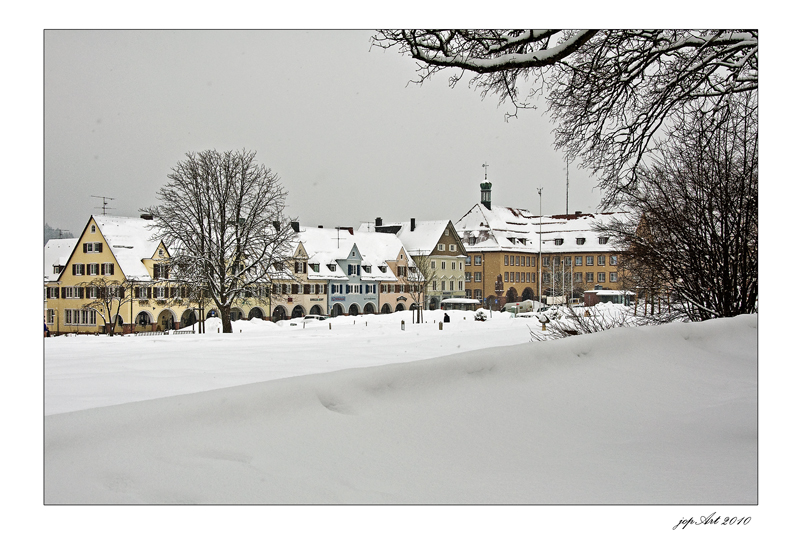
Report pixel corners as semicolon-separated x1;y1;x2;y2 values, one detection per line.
147;287;152;299
98;243;103;253
83;243;87;253
78;287;84;299
61;287;66;298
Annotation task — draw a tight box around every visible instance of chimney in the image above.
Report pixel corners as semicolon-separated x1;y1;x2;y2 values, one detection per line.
272;221;281;231
140;213;153;220
318;225;323;229
375;217;383;228
410;218;416;232
575;211;582;216
290;221;300;233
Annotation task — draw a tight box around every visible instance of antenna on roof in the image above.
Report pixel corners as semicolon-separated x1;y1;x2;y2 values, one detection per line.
482;162;489;181
91;196;115;215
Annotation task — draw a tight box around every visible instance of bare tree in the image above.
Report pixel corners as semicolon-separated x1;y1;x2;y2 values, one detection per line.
143;149;296;333
372;30;757;206
79;277;135;336
597;92;757;321
406;253;433;324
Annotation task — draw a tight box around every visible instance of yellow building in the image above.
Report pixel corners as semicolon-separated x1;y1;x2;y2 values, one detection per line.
455;180;629;308
44;215;271;335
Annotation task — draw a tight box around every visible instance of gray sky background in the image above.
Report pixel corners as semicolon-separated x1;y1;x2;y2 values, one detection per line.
45;29;603;235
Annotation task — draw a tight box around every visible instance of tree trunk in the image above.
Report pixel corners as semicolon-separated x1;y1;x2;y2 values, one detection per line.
221;305;233;333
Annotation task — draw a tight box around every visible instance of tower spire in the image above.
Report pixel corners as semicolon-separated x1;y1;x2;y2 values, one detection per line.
480;163;492;209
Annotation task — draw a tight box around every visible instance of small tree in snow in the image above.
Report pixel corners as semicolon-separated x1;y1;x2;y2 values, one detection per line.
79;277;136;336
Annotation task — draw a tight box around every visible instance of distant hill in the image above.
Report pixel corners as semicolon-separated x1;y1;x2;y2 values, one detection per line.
44;223;74;245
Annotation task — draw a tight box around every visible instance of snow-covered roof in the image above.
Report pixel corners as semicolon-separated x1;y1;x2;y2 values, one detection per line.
44;238;78;282
93;215;163;281
455;203;630;254
359;220;452;257
295;227;403;282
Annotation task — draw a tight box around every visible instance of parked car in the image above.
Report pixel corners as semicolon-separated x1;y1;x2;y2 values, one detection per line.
303;314;328;321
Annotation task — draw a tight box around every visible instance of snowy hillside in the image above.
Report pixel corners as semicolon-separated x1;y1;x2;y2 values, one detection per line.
44;312;757;506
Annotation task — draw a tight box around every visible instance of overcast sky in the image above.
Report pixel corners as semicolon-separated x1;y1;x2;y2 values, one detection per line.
44;30;602;236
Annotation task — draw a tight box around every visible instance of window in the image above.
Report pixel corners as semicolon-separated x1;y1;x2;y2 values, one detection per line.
543;257;550;267
441;261;446;270
449;244;457;252
158;249;164;257
597;255;606;266
475;289;482;300
53;265;63;275
586;256;594;266
72;263;85;276
153;263;169;279
65;308;96;325
310;263;320;273
468;236;477;246
515;272;520;283
504;272;509;282
363;265;372;273
433;281;437;291
599;237;609;245
450;281;454;291
554;257;560;267
295;261;307;274
526;256;530;267
47;287;59;299
438;244;445;251
88;263;99;275
444;229;449;236
473;272;481;282
575;256;582;266
465;272;472;282
328;263;336;272
474;256;482;266
504;255;509;266
451;261;456;270
610;255;618;266
84;242;102;253
459;262;463;270
101;263;115;275
531;256;536;267
586;272;594;282
565;257;571;267
153;286;167;299
378;265;387;273
85;286;99;299
431;261;435;270
554;238;564;246
465;289;472;298
465;256;471;266
576;238;585;245
90;225;96;233
543;273;551;283
526;272;530;283
531;273;536;283
515;256;520;266
598;272;606;283
574;272;583;283
46;309;55;324
397;266;406;277
610;272;618;282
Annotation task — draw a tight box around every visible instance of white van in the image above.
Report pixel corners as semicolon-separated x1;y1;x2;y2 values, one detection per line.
503;299;538;314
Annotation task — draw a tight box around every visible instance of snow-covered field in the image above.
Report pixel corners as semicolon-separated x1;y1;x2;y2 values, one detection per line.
44;308;758;510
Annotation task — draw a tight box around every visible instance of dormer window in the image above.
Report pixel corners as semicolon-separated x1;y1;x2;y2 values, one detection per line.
599;237;609;245
378;265;387;273
327;264;336;272
310;263;320;273
158;249;164;257
554;238;564;246
520;238;526;245
576;238;586;245
363;265;372;273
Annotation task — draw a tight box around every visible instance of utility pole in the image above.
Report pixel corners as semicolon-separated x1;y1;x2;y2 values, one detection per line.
565;159;569;215
537;187;542;303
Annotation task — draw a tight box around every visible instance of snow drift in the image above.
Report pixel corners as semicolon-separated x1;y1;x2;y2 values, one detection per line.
44;314;757;504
